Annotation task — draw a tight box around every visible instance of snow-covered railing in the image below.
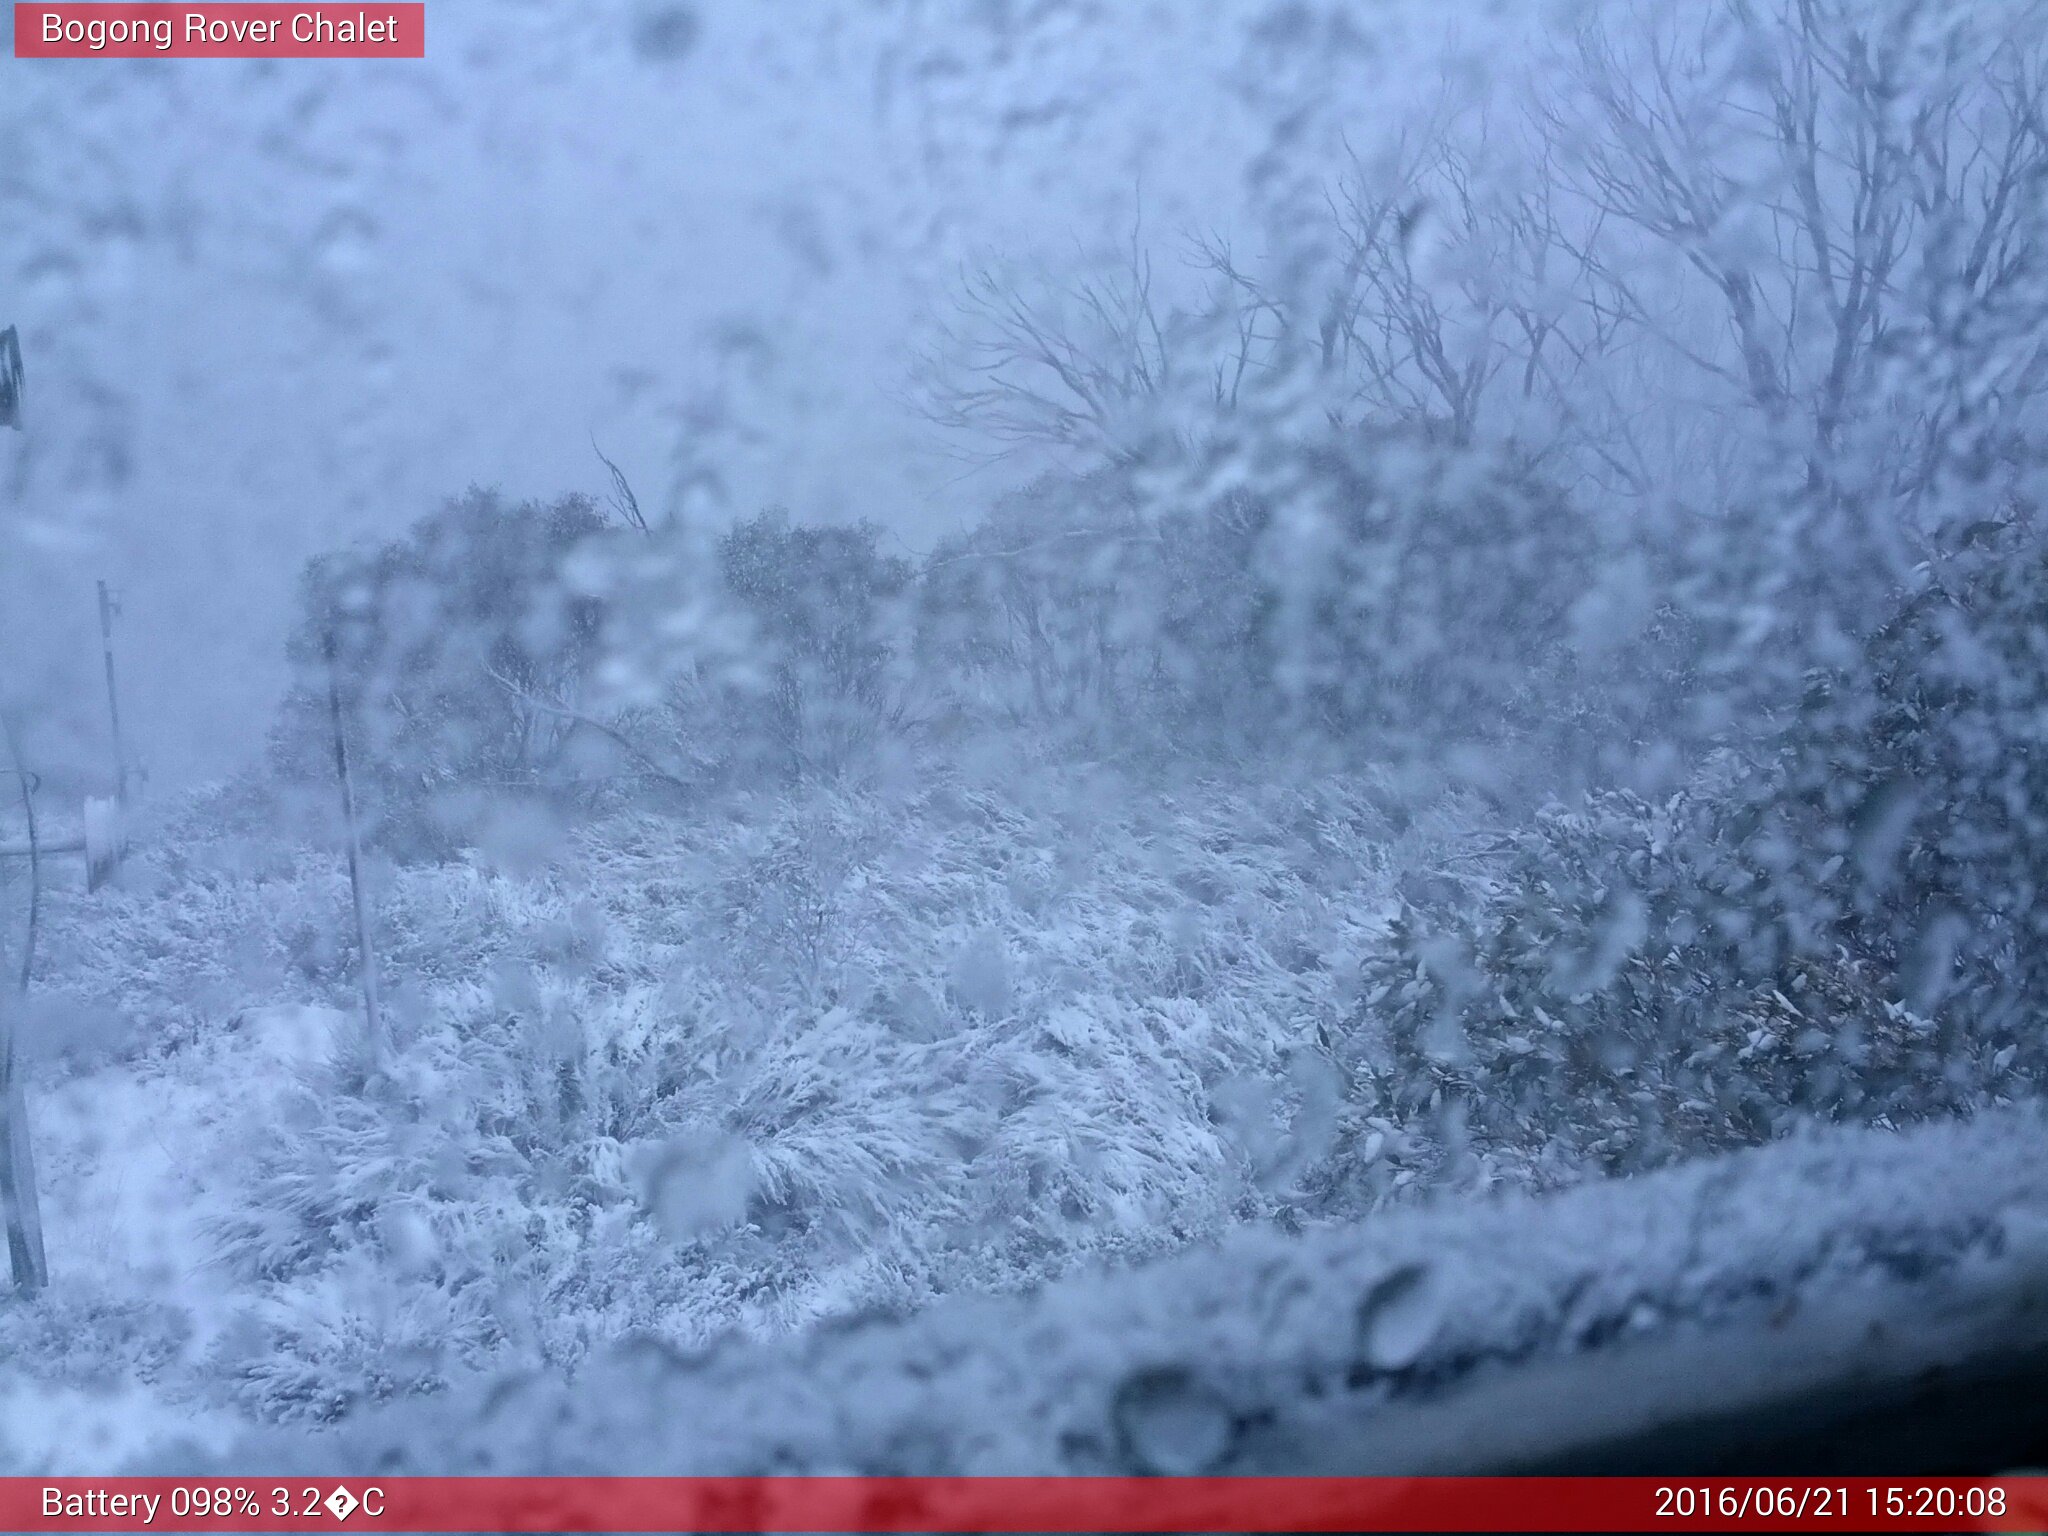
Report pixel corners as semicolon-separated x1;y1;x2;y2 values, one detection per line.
215;1104;2048;1476
0;797;126;887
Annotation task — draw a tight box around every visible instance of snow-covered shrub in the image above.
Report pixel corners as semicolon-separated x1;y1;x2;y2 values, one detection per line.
911;431;1591;768
1753;504;2048;1051
33;824;610;1057
34;840;352;1054
1352;773;2028;1180
179;766;1467;1423
915;471;1164;745
716;512;918;781
268;489;613;860
1250;427;1590;755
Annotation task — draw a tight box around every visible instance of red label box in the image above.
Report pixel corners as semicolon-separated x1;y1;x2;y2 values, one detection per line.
14;3;424;57
5;1477;2048;1533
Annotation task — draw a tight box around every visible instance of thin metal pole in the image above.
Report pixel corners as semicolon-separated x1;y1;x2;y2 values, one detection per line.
325;633;383;1063
97;580;130;807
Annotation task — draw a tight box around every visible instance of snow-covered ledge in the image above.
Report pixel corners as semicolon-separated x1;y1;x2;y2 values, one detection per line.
216;1104;2048;1476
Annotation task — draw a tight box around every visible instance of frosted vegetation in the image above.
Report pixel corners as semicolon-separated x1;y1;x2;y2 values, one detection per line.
2;0;2046;1468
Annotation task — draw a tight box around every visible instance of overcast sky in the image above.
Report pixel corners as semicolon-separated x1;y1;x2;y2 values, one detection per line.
0;0;1476;788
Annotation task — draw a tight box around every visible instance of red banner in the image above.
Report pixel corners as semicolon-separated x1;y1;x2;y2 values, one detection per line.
5;1477;2048;1532
13;4;424;58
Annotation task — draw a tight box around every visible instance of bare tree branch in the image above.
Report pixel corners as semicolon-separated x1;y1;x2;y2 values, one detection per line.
488;667;694;791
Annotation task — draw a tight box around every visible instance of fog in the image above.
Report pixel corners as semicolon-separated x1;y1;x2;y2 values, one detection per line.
2;0;1410;787
2;0;2045;1490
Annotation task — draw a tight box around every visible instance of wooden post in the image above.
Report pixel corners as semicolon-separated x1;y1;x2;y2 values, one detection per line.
0;324;22;432
82;796;122;892
0;329;48;1293
0;724;47;1294
0;1012;47;1295
325;632;383;1063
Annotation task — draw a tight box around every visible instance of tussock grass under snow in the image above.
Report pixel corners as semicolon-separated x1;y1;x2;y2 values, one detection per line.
6;760;1478;1440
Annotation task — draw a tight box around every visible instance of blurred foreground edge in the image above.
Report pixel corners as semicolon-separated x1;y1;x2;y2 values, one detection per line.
203;1104;2048;1478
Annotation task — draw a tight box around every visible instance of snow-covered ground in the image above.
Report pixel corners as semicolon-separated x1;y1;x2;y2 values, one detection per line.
214;1101;2048;1476
4;767;2041;1477
0;1008;351;1472
0;774;1449;1465
7;0;2048;1493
